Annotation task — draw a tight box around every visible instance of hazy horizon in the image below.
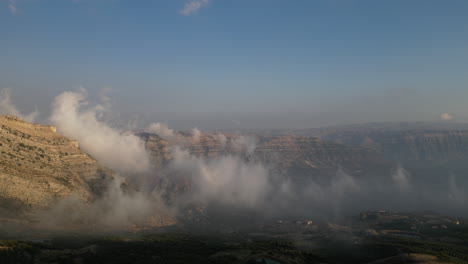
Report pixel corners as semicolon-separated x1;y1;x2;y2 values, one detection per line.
2;0;468;130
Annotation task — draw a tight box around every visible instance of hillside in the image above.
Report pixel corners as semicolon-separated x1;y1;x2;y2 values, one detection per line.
0;115;113;215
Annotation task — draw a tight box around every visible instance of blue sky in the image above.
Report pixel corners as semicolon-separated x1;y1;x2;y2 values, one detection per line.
1;0;468;129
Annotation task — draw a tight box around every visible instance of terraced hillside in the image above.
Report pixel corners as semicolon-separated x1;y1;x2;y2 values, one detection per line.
0;115;113;215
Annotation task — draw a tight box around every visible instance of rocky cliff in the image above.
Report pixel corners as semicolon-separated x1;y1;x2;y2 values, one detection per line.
137;132;389;178
0;115;113;215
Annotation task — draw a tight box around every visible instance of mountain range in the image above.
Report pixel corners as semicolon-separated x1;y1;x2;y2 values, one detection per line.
2;115;468;221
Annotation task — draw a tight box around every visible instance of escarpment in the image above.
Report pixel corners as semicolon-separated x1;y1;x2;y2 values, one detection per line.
0;115;113;215
138;132;388;178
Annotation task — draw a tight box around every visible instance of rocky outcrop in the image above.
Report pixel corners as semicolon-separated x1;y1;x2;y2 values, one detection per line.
137;133;171;166
0;115;113;215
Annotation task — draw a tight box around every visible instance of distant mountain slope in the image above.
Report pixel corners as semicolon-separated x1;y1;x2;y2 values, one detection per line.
298;123;468;187
138;132;390;179
0;115;113;215
138;123;468;194
321;129;468;162
246;122;468;162
316;121;468;134
236;122;468;137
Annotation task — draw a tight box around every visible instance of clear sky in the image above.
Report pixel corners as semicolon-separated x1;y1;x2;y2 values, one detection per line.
1;0;468;129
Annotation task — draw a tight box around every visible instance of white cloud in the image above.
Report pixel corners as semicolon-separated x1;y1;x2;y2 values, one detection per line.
0;88;39;122
392;165;411;191
179;0;209;15
229;135;257;155
441;112;454;120
50;89;151;174
170;147;270;207
191;127;201;143
145;123;203;145
214;133;227;147
147;122;175;140
8;0;17;15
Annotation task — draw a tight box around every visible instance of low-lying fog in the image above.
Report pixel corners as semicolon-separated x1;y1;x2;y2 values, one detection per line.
2;88;467;231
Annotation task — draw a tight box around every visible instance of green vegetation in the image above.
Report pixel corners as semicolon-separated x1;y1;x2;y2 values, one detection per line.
0;240;41;255
17;143;36;151
3;232;466;264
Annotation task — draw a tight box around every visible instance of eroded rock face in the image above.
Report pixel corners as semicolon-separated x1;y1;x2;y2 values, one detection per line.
253;136;382;172
138;132;387;178
0;115;113;214
137;133;171;167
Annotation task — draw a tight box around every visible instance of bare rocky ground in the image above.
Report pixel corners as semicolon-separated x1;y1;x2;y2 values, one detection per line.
0;115;113;215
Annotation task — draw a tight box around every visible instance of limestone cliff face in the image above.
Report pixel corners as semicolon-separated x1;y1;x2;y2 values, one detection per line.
138;132;387;178
137;133;171;166
0;115;113;214
254;136;381;170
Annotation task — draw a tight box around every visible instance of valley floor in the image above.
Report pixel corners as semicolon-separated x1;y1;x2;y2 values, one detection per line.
1;211;468;264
